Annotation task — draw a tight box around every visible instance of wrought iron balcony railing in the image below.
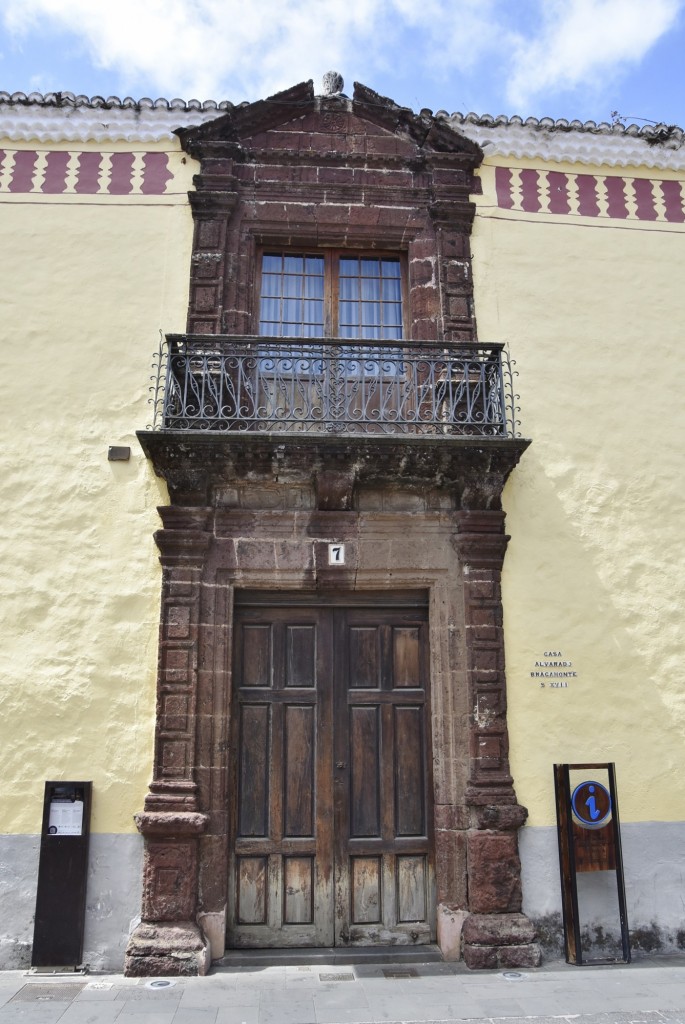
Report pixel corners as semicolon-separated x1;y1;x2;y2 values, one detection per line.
146;335;521;438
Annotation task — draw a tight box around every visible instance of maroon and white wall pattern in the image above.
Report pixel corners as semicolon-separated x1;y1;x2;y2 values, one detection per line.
0;148;175;195
495;166;685;222
5;147;683;221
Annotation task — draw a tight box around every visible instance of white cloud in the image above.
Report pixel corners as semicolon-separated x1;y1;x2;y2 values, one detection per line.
1;0;394;100
506;0;683;109
0;0;682;109
0;0;518;102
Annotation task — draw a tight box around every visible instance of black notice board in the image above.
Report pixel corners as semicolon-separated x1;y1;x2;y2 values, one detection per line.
31;781;92;968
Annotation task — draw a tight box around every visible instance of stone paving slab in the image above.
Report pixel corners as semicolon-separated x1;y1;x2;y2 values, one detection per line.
0;958;683;1024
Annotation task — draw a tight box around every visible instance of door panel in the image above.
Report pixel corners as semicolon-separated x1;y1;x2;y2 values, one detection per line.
283;705;315;836
334;609;434;946
229;608;334;947
394;706;426;836
229;600;433;948
238;704;270;837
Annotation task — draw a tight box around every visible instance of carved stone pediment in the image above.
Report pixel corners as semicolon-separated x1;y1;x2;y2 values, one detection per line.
176;79;483;168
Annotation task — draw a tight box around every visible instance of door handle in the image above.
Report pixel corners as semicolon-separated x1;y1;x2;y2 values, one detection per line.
336;762;347;769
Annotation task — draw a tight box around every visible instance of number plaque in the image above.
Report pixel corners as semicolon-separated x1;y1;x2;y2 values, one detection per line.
328;543;345;565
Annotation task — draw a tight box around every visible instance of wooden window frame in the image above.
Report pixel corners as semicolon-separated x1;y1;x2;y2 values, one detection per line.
255;247;409;340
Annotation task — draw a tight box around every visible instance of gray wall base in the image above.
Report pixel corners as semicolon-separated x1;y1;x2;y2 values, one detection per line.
520;821;685;957
3;824;684;967
0;834;142;971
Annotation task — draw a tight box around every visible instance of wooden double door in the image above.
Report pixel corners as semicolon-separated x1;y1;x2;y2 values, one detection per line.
228;595;435;947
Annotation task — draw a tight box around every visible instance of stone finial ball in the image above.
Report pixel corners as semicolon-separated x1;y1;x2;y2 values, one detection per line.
322;71;344;95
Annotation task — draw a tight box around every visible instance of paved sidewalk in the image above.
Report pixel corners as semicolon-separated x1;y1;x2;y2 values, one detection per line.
0;956;684;1024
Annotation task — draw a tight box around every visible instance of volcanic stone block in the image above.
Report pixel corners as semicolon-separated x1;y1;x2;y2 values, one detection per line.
467;831;523;913
463;941;542;970
462;911;537;946
125;922;210;977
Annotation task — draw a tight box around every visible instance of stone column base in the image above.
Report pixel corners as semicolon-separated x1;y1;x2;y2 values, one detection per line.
462;913;542;970
125;922;211;977
436;903;468;961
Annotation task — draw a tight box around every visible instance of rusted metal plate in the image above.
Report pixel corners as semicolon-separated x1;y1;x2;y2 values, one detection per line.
11;985;85;1002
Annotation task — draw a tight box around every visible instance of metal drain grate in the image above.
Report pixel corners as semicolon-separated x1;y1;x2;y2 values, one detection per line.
12;984;85;1002
382;967;419;979
319;972;355;982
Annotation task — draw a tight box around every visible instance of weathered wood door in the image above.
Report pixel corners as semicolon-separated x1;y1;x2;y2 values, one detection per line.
228;595;434;948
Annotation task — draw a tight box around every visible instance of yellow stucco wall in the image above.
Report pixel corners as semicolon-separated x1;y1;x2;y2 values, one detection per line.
0;140;196;835
473;160;685;827
2;135;683;839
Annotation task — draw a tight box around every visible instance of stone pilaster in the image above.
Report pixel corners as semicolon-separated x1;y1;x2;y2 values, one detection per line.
186;189;237;335
125;508;213;977
429;199;477;341
455;510;541;969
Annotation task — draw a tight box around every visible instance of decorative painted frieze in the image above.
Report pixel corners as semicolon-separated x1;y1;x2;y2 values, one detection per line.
495;166;685;223
0;148;175;195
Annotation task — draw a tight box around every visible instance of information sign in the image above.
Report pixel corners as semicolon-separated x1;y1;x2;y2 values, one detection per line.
554;763;629;966
571;780;612;830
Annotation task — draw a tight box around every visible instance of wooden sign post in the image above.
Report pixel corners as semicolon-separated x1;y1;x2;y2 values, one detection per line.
554;763;630;965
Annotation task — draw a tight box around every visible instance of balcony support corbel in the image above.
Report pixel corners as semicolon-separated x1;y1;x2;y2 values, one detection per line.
315;466;357;510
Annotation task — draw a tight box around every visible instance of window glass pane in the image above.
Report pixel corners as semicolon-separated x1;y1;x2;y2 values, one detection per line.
361;258;380;277
304;275;324;298
260;297;280;321
339;301;359;327
381;259;401;278
381;277;401;301
339;277;359;300
303;323;324;338
382;302;402;326
362;302;381;326
284;254;304;273
304;300;324;323
339;258;359;276
260;321;282;337
382;325;402;340
283;299;301;321
283;275;301;298
361;277;381;301
261;274;281;297
282;322;303;337
305;256;325;274
262;253;282;272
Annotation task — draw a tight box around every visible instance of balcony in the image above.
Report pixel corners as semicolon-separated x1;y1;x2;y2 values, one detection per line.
146;335;522;438
138;335;528;506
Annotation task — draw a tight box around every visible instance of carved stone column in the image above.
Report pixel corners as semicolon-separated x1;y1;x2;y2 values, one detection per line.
125;508;213;976
429;199;478;342
186;189;237;335
455;510;541;969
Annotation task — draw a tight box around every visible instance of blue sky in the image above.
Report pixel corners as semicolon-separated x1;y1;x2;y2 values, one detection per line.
0;0;683;127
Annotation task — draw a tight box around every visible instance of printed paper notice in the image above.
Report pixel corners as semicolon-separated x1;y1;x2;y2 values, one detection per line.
48;799;84;835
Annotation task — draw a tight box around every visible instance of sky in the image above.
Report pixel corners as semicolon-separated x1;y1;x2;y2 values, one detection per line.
0;0;683;128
